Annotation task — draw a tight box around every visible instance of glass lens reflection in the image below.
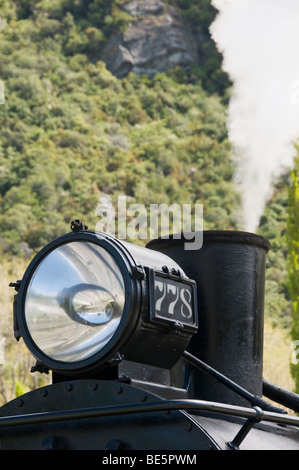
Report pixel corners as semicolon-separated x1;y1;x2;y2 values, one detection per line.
25;241;125;362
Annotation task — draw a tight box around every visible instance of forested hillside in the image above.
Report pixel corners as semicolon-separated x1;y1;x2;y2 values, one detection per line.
0;0;236;255
0;0;297;400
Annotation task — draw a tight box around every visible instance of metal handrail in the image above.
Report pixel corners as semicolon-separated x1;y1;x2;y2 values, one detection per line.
0;398;298;429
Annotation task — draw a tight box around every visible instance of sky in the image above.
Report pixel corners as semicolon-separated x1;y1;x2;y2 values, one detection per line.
210;0;299;232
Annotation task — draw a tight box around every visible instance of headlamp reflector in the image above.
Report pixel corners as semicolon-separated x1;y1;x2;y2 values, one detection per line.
24;241;125;363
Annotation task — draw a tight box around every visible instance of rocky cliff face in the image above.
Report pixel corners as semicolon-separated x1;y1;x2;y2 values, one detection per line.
101;0;201;78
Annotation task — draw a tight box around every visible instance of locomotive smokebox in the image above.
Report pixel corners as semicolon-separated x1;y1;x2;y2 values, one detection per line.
147;231;270;406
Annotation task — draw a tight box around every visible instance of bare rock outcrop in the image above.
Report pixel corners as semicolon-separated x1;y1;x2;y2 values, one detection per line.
101;0;200;78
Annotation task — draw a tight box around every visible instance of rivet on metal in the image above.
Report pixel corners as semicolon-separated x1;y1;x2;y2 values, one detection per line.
64;383;73;392
183;421;192;432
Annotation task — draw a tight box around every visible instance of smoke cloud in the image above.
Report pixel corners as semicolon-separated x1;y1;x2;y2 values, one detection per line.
210;0;299;232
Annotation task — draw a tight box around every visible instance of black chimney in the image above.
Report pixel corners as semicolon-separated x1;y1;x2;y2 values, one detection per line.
147;230;270;406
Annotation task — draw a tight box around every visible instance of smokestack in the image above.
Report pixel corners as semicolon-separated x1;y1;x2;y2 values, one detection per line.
147;230;270;406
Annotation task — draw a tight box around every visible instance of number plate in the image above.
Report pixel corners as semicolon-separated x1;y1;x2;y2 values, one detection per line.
149;271;198;332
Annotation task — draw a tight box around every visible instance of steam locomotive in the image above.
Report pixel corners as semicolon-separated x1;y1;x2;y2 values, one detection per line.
0;220;298;450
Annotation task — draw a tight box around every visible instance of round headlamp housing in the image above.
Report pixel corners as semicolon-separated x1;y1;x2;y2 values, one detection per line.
13;227;198;377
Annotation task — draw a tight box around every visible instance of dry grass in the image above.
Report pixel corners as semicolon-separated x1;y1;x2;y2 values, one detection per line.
0;255;51;406
0;255;29;347
263;320;296;414
263;320;295;391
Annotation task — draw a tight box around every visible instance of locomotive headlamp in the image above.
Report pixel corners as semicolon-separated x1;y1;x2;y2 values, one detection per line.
13;222;197;377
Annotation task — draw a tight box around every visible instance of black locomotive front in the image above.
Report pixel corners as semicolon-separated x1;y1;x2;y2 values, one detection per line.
0;221;298;450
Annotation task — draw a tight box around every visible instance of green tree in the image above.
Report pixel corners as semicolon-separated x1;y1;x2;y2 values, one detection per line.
287;151;299;393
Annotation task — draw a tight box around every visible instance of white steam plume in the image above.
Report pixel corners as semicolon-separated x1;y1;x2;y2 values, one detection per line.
210;0;299;232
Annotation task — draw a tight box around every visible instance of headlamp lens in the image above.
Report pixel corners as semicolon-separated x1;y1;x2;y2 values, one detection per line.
24;241;125;363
